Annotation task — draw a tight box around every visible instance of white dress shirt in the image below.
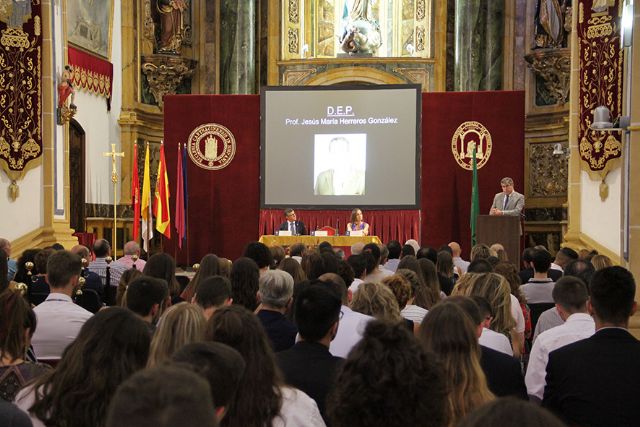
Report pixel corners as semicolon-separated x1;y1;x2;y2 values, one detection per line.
329;305;373;358
525;313;595;400
275;386;326;427
453;256;470;274
510;294;526;334
479;327;513;356
31;293;93;359
383;258;400;273
401;304;428;323
348;278;364;294
521;278;555;304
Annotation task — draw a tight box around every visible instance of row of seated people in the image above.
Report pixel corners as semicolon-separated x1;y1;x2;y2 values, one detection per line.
0;237;635;427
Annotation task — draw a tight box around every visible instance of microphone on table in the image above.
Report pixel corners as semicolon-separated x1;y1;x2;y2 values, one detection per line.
336;219;340;236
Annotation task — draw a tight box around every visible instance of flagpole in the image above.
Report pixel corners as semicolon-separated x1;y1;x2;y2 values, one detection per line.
146;141;150;254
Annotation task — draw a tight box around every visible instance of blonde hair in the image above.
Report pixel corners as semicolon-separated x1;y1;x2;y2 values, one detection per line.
420;302;494;423
351;282;402;322
591;254;613;271
147;303;206;367
452;273;514;335
381;274;413;310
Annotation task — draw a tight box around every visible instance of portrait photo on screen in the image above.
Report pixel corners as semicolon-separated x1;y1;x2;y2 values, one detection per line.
314;134;367;196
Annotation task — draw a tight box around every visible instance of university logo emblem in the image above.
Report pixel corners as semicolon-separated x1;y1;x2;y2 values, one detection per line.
451;121;492;170
187;123;236;170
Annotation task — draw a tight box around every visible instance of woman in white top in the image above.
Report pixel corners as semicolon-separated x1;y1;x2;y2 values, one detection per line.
206;305;325;427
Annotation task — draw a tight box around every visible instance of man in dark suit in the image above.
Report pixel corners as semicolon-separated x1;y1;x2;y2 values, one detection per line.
543;266;640;427
276;285;344;423
278;208;307;235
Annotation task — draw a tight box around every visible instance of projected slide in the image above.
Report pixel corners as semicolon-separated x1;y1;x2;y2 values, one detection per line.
261;85;420;208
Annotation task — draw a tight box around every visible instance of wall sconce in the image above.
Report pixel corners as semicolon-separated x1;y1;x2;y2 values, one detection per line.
591;105;631;131
552;143;570;158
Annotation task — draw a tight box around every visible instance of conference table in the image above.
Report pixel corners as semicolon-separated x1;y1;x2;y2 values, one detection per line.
258;235;381;252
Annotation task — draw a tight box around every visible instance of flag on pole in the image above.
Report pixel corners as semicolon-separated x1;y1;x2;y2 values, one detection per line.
175;143;186;248
470;143;480;246
153;142;171;238
141;143;153;252
131;143;140;240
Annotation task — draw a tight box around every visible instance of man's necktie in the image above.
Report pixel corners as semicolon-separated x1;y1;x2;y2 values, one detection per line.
503;194;509;211
290;222;296;235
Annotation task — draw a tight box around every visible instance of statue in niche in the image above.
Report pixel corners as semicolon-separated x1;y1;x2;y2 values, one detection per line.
339;0;382;55
57;66;77;125
534;0;571;49
152;0;188;54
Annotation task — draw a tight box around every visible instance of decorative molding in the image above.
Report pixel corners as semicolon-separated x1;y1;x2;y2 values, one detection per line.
288;0;299;24
282;68;317;86
141;55;197;108
524;48;571;106
392;67;430;88
287;27;299;54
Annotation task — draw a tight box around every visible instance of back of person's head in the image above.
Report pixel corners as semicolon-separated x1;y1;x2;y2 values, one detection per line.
320;250;339;274
107;365;217;427
93;239;111;258
362;243;381;265
350;281;401;322
381;274;412;310
531;249;552;273
555;247;579;266
454;273;514;335
242;241;273;269
34;248;54;276
31;307;151;427
171;342;245;412
350;241;365;255
192;254;221;289
14;248;41;282
470;295;493;321
46;250;82;288
217;258;232;278
552;276;589;313
195;276;232;309
318;241;333;254
335;260;354;293
294;285;341;342
278;257;307;283
459;397;565;427
117;268;143;306
387;240;401;259
148;303;206;367
401;244;416;257
397;255;422;278
258;270;294;309
205;305;282;426
0;290;36;361
70;244;91;260
230;257;260;311
589;266;636;325
417;247;438;264
467;259;493;273
446;295;483;326
522;247;535;264
347;253;367;278
493;262;524;303
405;239;420;254
123;241;141;256
328;320;447;427
269;246;285;269
378;244;389;262
301;250;326;280
143;253;179;297
125;275;169;317
436;251;454;276
470;244;491;261
590;254;613;271
289;242;306;257
438;245;454;256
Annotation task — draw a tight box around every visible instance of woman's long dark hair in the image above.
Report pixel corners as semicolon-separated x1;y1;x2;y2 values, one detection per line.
206;305;282;427
28;307;151;427
143;253;180;298
229;257;259;311
13;248;41;284
183;254;220;299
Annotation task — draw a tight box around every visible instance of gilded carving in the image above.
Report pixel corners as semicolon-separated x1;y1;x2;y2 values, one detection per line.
392;67;429;89
288;0;299;24
524;48;571;105
415;25;425;51
143;0;155;52
283;68;317;86
529;143;568;197
288;28;299;54
141;55;196;108
416;0;426;20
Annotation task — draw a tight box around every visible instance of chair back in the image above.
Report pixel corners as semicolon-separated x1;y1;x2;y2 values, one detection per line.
74;289;102;313
318;226;337;236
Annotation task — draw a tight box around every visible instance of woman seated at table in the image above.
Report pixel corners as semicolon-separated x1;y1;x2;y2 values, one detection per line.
347;208;370;236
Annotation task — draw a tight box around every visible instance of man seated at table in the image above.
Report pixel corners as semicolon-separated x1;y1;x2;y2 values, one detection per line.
278;208;307;236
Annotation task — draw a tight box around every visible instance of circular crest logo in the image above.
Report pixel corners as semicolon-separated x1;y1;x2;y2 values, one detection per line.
187;123;236;170
451;121;492;170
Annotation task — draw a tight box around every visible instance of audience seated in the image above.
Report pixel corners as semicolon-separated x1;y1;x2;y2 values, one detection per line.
111;241;146;272
171;342;246;422
543;267;640;427
467;259;493;273
449;241;470;274
494;262;531;340
218;257;232;278
115;268;142;307
416;246;438;263
270;245;286;269
124;275;169;333
472;295;513;356
346;254;367;293
394;269;430;322
28;249;53;306
382;274;423;328
350;281;405;326
106;365;217;427
193;276;233;320
436;251;457;295
276;285;344;423
400;244;415;258
12;249;40;286
301;251;327;281
206;305;325;427
278;258;307;284
328;320;447;427
181;254;220;301
70;245;104;300
242;241;273;275
256;270;297;352
147;302;206;367
361;243;392;283
383;240;401;272
521;249;555;305
459;397;564;427
16;307;150;427
229;257;259;311
0;239;17;283
30;251;92;360
88;239;127;288
470;244;492;261
288;243;306;263
0;292;50;402
526;276;594;402
550;247;579;272
590;254;613;270
143;253;181;304
0;249;9;294
519;247;562;284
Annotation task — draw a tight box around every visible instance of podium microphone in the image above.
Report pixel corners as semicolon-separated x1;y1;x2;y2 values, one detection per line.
336;219;340;236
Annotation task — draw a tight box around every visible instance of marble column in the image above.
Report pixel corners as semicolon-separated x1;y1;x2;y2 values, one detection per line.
220;0;256;94
453;0;505;91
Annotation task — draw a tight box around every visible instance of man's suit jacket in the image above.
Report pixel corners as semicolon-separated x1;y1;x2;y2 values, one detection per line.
542;328;640;427
276;341;344;423
490;191;525;217
479;345;527;399
278;220;307;235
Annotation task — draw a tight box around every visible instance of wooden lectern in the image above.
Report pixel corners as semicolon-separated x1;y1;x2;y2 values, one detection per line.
476;215;521;267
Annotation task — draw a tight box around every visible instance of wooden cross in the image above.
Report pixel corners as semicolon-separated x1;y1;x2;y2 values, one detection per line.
103;144;125;260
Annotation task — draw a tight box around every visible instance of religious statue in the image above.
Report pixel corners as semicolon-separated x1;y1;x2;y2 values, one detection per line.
153;0;188;54
338;0;382;56
534;0;571;48
57;66;77;125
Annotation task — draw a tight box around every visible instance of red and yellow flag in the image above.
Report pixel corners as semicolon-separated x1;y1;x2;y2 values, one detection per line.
153;143;171;238
131;143;140;240
141;143;153;251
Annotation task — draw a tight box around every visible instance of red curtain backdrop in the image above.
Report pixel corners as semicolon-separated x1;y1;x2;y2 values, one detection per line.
163;95;260;263
163;91;524;263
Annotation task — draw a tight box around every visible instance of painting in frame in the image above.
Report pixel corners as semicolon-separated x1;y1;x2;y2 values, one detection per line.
67;0;114;59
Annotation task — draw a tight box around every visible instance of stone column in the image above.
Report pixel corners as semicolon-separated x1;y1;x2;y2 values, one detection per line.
453;0;505;91
220;0;256;94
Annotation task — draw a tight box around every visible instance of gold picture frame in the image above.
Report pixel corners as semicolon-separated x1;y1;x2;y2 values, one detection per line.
66;0;114;59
